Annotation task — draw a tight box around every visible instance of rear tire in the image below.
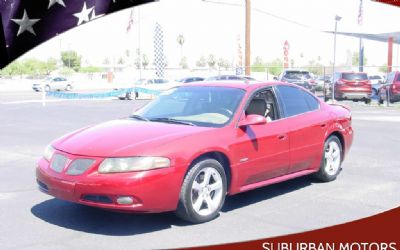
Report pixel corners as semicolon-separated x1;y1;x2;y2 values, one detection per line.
65;84;72;91
364;98;371;104
126;92;133;100
314;135;342;182
175;159;227;224
44;85;51;92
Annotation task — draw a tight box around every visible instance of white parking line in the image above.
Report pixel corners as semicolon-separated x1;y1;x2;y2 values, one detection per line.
1;98;115;105
353;116;400;122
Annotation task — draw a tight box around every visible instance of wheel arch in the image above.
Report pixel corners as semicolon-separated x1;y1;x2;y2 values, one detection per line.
185;151;232;194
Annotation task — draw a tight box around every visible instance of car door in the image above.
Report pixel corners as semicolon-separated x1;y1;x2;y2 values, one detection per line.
231;88;290;190
275;85;330;173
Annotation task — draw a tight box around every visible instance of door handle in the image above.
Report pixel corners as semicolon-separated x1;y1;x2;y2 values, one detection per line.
277;134;287;140
320;123;327;128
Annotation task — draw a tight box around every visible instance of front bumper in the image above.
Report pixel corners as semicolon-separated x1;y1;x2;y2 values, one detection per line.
36;155;183;213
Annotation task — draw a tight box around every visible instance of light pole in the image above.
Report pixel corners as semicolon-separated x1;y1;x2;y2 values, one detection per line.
332;15;341;102
245;0;251;76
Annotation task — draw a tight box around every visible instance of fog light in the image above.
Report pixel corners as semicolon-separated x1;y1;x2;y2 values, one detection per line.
116;196;134;205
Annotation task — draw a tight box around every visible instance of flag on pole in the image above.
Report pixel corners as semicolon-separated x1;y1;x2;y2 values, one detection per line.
358;0;363;26
0;0;156;69
126;9;134;33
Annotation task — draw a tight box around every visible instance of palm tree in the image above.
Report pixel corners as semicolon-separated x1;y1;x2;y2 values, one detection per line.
177;34;185;60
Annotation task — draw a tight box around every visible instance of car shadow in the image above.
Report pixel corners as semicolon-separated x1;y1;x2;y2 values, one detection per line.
31;175;314;235
31;200;186;236
222;175;313;212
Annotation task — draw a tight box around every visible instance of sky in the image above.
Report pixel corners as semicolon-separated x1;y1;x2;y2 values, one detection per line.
20;0;400;69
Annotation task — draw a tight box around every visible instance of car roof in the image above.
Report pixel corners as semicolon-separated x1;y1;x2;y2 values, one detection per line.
338;71;367;74
183;80;289;90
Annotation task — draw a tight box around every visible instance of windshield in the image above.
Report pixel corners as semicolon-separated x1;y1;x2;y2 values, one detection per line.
342;73;368;80
283;71;311;80
135;86;245;127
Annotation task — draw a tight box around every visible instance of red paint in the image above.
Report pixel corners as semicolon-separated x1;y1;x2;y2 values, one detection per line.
36;82;353;213
331;72;372;101
388;37;393;73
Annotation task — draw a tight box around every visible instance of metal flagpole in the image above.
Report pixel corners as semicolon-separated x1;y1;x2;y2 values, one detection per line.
138;7;142;80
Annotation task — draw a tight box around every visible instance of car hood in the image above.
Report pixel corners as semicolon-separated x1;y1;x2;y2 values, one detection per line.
53;119;212;157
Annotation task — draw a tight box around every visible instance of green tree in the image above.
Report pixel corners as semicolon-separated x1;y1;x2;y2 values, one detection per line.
251;56;267;72
61;50;81;71
103;57;110;65
80;66;103;73
177;34;185;60
378;65;388;74
267;58;283;76
45;58;57;73
142;54;149;69
306;60;324;75
196;56;206;68
352;52;368;67
117;57;125;65
180;56;189;69
207;54;216;69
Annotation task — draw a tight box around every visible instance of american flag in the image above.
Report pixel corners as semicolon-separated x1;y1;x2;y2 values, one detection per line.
0;0;155;69
358;0;363;26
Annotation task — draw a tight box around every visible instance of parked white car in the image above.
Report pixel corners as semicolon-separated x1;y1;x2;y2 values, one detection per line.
117;78;182;100
32;77;73;92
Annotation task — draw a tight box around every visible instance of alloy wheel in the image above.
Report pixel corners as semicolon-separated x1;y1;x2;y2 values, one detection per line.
190;167;224;217
324;141;341;176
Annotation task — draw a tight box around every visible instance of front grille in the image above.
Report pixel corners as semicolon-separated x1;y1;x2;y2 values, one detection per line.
82;195;113;204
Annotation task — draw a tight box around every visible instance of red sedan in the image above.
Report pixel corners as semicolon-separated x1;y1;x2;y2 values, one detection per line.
36;82;353;223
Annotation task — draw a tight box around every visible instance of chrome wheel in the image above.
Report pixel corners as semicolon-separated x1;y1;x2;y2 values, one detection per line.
190;167;223;217
324;141;341;176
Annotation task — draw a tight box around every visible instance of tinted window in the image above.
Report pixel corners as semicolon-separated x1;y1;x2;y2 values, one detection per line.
369;75;381;80
342;73;368;80
302;91;320;111
386;72;395;84
276;85;310;117
283;71;311;80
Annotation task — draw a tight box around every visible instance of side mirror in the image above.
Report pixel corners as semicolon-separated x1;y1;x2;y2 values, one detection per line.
238;114;266;127
273;76;278;81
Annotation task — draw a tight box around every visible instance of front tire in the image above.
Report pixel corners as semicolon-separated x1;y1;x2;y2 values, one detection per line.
176;159;227;223
314;135;342;182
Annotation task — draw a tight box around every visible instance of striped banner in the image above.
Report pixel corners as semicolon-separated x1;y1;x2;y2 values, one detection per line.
46;87;161;100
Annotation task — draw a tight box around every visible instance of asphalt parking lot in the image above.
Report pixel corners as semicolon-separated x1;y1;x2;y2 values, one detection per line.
1;92;400;249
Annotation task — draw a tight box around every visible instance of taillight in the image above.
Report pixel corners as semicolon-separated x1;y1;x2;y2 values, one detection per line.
392;84;397;90
309;79;316;85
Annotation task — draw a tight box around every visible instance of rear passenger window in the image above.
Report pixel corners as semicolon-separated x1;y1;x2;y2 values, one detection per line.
276;85;310;117
302;91;320;111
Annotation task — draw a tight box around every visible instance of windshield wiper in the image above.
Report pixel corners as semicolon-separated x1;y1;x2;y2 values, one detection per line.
150;117;196;126
128;114;149;121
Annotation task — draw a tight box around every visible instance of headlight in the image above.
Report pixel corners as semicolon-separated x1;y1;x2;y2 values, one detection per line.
44;145;55;162
66;159;95;175
98;157;170;173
